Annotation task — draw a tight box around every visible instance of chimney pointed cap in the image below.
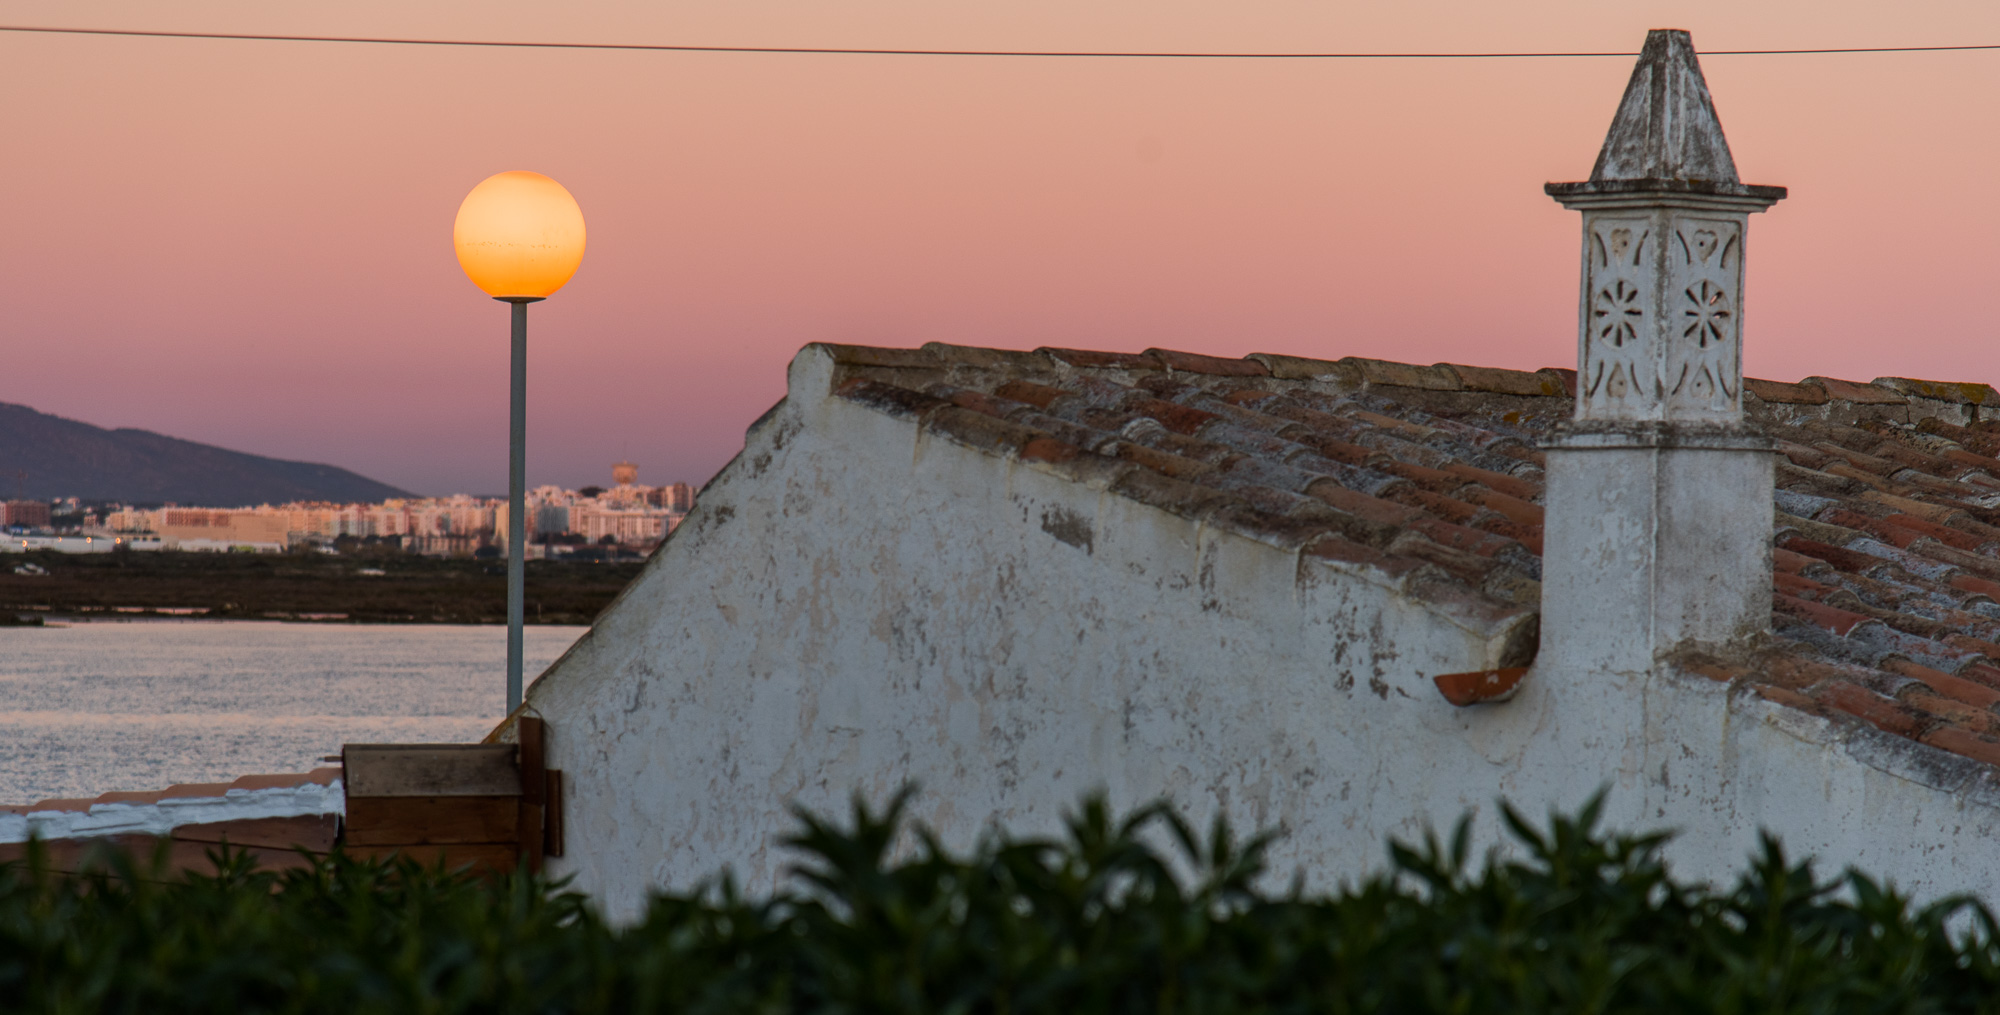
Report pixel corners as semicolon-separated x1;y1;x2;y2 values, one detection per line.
1547;30;1785;203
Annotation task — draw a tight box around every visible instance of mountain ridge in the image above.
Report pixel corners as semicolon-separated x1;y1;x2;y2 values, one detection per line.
0;401;411;506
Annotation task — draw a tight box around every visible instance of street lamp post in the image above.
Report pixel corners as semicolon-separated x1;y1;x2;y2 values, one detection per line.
453;171;586;714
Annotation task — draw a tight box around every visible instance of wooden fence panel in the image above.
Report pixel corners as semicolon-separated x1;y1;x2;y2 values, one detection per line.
342;797;519;846
337;717;560;874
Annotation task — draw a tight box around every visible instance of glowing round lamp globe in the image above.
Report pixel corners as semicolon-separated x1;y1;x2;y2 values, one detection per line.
453;171;586;299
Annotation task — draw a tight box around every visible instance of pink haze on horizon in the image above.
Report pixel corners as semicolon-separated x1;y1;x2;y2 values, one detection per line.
2;0;1996;496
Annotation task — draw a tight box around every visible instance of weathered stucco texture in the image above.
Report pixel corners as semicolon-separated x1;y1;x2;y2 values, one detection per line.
519;346;2000;923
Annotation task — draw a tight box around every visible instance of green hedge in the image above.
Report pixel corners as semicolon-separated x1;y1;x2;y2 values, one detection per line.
4;792;1998;1014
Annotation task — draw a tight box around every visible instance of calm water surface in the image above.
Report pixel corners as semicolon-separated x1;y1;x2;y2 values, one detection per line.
0;620;586;804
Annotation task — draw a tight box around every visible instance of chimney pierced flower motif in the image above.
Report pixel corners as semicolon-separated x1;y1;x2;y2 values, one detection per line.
1594;281;1644;347
1682;281;1732;348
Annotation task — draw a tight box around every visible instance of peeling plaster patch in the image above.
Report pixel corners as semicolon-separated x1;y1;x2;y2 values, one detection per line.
1039;505;1094;554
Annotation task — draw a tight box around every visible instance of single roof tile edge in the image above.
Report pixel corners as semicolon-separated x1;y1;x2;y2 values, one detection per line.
92;790;168;806
1434;666;1530;705
1806;376;1909;405
1874;377;1999;406
1922;725;2000;768
819;343;943;369
920;342;1057;373
834;377;950;420
1038;347;1164;370
1441;364;1568;398
1722;670;1985;790
158;782;239;800
1145;348;1271;377
1246;353;1359;382
1342;357;1462;391
1746;377;1830;405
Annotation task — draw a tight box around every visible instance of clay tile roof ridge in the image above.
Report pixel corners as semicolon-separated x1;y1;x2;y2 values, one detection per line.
1873;376;2000;406
815;343;2000;762
1803;376;1909;405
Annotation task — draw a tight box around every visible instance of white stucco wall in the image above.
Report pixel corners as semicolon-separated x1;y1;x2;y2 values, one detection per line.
518;346;2000;922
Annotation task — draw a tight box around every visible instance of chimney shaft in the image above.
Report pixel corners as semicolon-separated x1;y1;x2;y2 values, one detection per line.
1540;30;1786;673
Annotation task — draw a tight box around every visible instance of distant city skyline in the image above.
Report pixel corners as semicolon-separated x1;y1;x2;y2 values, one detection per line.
4;1;1998;494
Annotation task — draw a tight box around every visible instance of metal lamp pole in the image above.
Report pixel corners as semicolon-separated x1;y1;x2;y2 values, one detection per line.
452;169;585;717
503;295;542;714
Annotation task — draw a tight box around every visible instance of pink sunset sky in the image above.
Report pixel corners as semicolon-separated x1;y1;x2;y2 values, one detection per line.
3;1;1997;496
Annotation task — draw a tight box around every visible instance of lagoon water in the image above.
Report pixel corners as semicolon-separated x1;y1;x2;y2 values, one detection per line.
0;619;587;804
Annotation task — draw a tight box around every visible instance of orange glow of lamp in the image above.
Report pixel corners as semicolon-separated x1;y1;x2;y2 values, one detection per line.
455;171;586;715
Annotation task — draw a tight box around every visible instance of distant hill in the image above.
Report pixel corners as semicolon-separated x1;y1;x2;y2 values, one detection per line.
0;402;411;507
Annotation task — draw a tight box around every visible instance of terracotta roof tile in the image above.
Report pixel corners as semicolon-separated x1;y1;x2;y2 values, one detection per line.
1020;437;1083;464
1443;463;1540;501
1147;347;1271;377
1752;684;1826;714
1246;353;1361;383
816;342;2000;773
1952;574;2000;601
1901;689;2000;736
1441;364;1566;397
820;343;941;369
28;798;99;813
835;378;949;420
1302;533;1423;577
1344;358;1462;391
920;341;1053;373
1762;654;1857;692
1873;377;2000;405
1775;593;1876;636
1883;658;2000;710
1921;726;2000;767
1746;377;1830;404
1037;346;1162;371
93;790;168;805
1806;376;1908;405
1961;663;2000;692
1433;666;1529;705
1774;547;1835;578
1815;682;1932;739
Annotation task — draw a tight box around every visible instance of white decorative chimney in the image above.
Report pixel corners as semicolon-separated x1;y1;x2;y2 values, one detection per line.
1541;30;1786;674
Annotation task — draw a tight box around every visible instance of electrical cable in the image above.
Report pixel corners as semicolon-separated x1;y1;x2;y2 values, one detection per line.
1;24;1998;58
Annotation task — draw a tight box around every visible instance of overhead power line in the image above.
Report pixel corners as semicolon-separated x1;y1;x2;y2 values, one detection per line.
2;24;1998;58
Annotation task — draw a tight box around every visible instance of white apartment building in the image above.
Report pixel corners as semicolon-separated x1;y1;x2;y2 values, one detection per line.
99;467;692;554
